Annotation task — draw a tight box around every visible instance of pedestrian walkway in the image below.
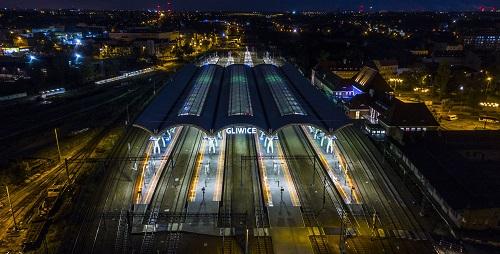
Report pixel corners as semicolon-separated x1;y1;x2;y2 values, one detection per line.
302;126;360;204
255;131;300;208
138;127;181;204
270;228;314;254
188;132;226;213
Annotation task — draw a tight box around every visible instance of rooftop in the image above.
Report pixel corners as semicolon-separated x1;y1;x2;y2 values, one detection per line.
134;63;351;135
380;99;439;127
351;66;393;95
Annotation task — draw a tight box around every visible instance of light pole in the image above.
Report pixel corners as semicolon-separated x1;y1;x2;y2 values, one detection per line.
5;185;18;230
389;78;403;93
486;77;492;94
54;128;62;161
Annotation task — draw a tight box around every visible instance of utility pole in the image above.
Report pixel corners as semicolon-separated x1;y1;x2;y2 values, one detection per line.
126;104;130;125
419;197;426;217
245;228;249;254
64;158;71;182
5;185;18;230
240;157;243;186
372;211;378;237
221;228;225;253
322;178;327;206
54;128;62;161
311;158;316;186
339;212;346;254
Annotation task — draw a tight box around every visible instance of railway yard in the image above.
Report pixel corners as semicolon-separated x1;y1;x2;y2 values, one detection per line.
2;53;447;253
60;122;437;253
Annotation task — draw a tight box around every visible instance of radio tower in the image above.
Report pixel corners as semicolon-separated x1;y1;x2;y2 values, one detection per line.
358;4;365;13
167;0;173;14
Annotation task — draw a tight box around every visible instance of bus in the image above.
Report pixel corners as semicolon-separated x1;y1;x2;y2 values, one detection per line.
479;115;499;123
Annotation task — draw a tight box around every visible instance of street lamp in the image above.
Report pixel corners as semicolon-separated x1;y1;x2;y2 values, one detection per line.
459;85;465;110
486;77;493;93
389;78;403;92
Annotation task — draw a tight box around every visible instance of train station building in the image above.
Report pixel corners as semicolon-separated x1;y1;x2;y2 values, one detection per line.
130;60;358;231
133;63;352;152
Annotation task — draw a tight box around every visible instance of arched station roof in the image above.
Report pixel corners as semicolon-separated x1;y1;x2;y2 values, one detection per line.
134;63;351;136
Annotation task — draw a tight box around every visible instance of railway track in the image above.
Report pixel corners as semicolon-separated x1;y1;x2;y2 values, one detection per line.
335;126;432;253
61;74;169;254
139;127;203;253
66;127;148;253
0;115;127;249
1;73;166;244
219;133;272;254
278;126;335;254
248;134;272;254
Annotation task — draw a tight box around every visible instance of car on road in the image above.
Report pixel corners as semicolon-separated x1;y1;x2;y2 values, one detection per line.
444;114;458;121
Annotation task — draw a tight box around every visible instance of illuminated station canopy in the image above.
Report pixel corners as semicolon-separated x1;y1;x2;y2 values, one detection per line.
134;63;351;136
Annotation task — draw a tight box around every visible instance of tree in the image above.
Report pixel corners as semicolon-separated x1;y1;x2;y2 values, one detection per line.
466;83;483;114
201;39;211;51
317;50;330;62
181;43;194;56
80;60;96;83
434;61;451;99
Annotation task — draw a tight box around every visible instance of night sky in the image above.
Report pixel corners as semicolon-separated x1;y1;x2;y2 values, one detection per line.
0;0;498;11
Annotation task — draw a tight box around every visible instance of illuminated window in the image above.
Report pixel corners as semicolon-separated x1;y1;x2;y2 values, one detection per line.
262;66;306;116
179;65;216;116
228;66;253;116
